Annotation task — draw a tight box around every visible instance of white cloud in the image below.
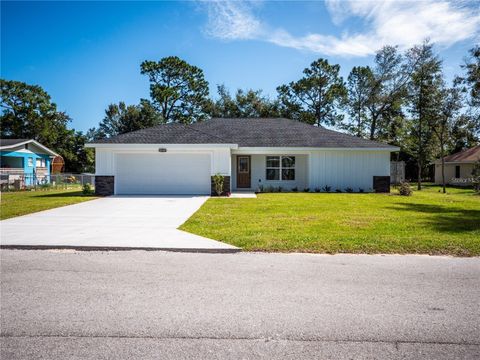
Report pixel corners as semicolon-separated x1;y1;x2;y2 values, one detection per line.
203;1;262;40
202;0;480;57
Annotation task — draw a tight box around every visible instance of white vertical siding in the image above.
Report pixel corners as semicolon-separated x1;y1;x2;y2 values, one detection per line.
309;150;391;192
95;148;115;175
212;148;231;175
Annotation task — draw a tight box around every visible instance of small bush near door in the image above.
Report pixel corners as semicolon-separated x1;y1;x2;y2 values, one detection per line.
212;174;225;196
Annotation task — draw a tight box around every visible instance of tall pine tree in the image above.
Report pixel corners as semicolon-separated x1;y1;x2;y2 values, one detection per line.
406;41;443;190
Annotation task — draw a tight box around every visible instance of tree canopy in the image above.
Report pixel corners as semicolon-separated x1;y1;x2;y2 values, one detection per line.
140;56;210;124
460;45;480;108
343;66;374;138
1;79;70;149
205;85;281;118
277;59;347;126
0;79;93;173
90;100;161;140
363;46;410;142
405;41;443;189
455;46;480;139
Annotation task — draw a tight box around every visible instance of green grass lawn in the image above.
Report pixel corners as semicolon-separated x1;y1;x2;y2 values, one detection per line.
0;188;97;220
180;185;480;256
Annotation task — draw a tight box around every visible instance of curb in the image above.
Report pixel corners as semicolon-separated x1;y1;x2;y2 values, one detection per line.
0;245;241;254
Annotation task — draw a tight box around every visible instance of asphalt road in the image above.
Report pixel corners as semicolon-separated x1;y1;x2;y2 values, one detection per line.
1;250;479;359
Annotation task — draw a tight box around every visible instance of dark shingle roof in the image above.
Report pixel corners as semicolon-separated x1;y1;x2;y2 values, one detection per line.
441;145;480;163
91;123;227;144
0;139;30;147
91;118;396;149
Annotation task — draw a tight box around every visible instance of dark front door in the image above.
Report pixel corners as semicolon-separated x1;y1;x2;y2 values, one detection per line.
237;156;251;188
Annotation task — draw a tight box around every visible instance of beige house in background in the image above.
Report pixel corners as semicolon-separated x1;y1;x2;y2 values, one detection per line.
434;145;480;185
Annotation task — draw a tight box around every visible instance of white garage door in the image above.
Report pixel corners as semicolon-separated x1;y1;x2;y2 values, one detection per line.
115;153;211;195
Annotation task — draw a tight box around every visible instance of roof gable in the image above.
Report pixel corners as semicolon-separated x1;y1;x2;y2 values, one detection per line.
0;139;59;157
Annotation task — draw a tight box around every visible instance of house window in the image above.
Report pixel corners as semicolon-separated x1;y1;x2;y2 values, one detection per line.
282;156;295;180
266;156;295;181
27;157;33;167
238;157;249;173
36;158;45;167
455;165;461;178
266;156;280;180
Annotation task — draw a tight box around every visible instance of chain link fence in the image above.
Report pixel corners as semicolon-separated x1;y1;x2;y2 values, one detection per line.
0;173;95;192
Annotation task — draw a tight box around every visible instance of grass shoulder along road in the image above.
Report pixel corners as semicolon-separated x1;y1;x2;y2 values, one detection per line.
0;188;97;220
180;185;480;256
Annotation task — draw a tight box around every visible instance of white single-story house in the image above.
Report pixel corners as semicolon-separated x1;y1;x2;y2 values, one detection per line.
434;145;480;186
86;118;399;195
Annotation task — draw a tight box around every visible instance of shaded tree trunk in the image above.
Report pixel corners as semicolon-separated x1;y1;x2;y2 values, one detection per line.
417;158;422;191
357;104;362;137
417;94;423;191
369;114;377;140
440;139;446;194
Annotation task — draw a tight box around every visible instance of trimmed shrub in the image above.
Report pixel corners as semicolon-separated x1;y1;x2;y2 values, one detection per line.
291;187;298;192
314;187;321;193
322;185;331;193
345;187;354;193
335;189;342;193
212;173;224;196
82;183;94;195
398;182;412;196
303;188;310;193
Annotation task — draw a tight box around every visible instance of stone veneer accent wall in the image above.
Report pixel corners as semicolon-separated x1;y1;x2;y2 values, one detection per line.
373;176;390;193
95;176;114;196
211;176;231;196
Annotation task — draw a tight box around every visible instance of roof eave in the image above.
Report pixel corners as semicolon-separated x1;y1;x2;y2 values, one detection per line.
434;160;478;164
235;146;399;151
85;143;239;149
0;139;59;157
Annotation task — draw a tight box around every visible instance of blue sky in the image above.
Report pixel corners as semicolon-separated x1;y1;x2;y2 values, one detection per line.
2;1;479;132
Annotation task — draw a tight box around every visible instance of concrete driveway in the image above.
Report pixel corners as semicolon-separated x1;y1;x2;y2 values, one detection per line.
0;196;239;252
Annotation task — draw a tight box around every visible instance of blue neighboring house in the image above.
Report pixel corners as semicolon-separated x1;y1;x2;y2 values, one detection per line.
0;139;59;186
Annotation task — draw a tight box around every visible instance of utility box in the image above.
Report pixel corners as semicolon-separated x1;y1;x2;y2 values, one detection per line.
373;176;390;193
